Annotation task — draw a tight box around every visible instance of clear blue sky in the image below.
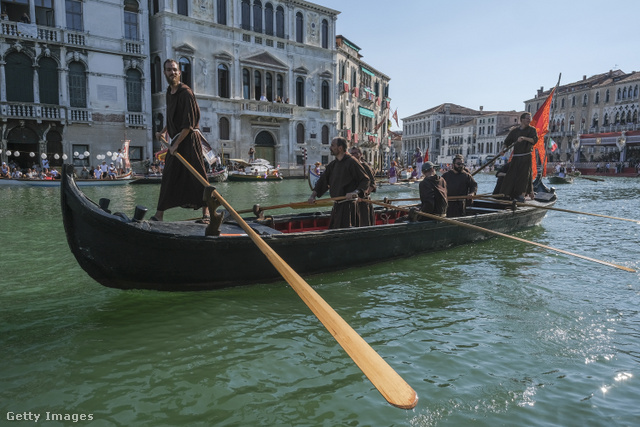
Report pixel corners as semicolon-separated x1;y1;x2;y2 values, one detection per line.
319;0;640;130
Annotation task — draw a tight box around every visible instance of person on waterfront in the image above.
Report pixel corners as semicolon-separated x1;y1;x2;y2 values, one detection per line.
20;12;30;23
49;168;60;179
11;167;22;179
41;157;49;170
79;166;90;179
150;58;209;223
1;162;9;178
388;161;398;184
107;163;117;179
92;165;101;179
349;146;377;226
313;161;322;175
442;154;477;217
498;112;538;202
115;148;125;175
308;137;370;229
419;161;447;218
248;147;255;162
414;147;424;178
99;160;109;179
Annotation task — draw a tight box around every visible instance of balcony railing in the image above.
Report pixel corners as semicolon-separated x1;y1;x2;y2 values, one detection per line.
0;101;63;121
125;113;145;127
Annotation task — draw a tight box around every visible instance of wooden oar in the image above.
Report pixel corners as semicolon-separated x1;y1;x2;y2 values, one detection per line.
384;193;500;203
575;175;604;182
364;199;635;273
165;148;418;409
236;196;345;214
474;197;640;225
471;144;514;176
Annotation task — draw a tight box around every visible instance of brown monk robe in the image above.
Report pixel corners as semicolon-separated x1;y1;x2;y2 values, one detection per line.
418;161;448;218
309;137;370;229
349;147;377;227
499;113;538;201
442;155;477;217
154;62;208;218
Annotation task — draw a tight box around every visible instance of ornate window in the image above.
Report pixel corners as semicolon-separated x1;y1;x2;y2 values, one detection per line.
321;19;329;49
68;61;87;108
124;0;139;40
6;52;33;102
65;0;83;31
217;0;226;25
254;70;261;100
265;72;273;101
242;68;250;99
241;0;250;30
595;91;600;104
253;0;262;33
322;125;329;145
295;12;303;43
321;80;329;109
219;117;230;140
296;123;305;144
265;3;273;35
39;56;58;105
275;6;284;38
179;57;191;88
126;68;142;112
295;76;305;106
218;64;229;98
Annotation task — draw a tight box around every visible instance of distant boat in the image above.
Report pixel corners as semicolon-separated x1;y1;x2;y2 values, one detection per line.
227;158;283;181
1;172;133;187
548;175;574;184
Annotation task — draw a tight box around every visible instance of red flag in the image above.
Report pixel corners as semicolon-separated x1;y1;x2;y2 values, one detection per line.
392;109;399;127
530;87;556;178
347;129;352;141
424;151;429;162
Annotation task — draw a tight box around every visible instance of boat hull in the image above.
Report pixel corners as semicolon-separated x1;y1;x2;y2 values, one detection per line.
548;176;574;184
227;173;283;181
61;165;553;291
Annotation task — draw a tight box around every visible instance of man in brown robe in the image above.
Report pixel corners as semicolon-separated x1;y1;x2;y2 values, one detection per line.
308;137;370;229
151;59;209;222
419;161;447;218
499;112;538;202
442;154;477;217
349;146;376;226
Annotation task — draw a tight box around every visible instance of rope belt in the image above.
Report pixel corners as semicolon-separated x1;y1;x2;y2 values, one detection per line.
511;152;532;157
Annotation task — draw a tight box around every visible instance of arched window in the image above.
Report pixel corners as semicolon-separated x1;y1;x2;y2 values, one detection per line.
295;12;303;43
275;6;284;38
265;72;273;101
295;76;305;106
321;19;329;49
583;94;588;106
254;70;261;100
595;91;600;104
265;3;273;35
634;85;639;98
68;61;86;108
39;57;58;105
276;74;283;99
561;98;565;108
617;88;621;100
351;70;357;89
321;125;329;145
124;0;139;40
217;0;227;25
218;64;229;98
296;123;305;144
633;110;638;124
623;87;627;99
6;52;33;102
571;96;576;107
241;0;250;30
321;80;329;109
614;112;620;124
242;68;250;99
603;113;609;126
126;68;142;112
179;57;191;88
219;117;230;140
605;90;610;102
253;0;262;33
177;0;188;16
592;114;598;128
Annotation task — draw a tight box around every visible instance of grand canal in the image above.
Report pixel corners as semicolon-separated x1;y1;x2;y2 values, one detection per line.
1;174;639;426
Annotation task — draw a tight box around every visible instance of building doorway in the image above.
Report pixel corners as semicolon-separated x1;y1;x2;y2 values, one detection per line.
254;130;276;165
6;126;39;169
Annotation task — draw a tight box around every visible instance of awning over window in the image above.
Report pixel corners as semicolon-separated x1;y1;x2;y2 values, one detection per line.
358;107;375;118
361;67;375;77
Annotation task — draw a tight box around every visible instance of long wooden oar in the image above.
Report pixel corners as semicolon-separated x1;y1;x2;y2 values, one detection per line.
236;196;346;214
385;193;500;203
164;148;418;409
364;199;635;273
575;175;604;182
474;197;639;224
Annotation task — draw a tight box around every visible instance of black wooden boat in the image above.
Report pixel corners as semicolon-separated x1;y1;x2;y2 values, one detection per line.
61;165;556;291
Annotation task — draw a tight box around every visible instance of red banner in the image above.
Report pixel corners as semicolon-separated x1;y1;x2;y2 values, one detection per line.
530;87;556;177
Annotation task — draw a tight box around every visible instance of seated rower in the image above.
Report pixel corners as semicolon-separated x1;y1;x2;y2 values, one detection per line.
418;161;447;218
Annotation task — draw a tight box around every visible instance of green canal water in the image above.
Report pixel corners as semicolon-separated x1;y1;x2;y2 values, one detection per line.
1;174;639;426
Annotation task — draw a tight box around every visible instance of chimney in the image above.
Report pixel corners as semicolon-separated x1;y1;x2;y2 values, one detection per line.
479;106;483;111
583;75;587;81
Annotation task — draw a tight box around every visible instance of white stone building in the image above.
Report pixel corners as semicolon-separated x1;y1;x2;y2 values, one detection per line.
0;0;151;169
149;0;340;175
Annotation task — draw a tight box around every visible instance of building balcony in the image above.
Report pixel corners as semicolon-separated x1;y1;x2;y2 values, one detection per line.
240;100;294;119
0;21;145;57
125;112;145;127
1;101;64;122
